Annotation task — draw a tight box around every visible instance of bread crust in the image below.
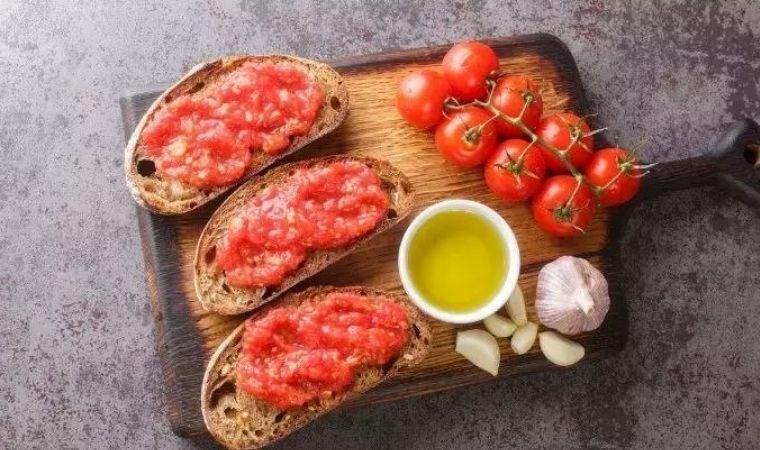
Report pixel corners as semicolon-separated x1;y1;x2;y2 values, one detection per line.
124;55;350;215
193;155;415;315
201;286;432;449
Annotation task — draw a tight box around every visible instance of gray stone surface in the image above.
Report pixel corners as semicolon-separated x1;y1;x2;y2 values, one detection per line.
0;0;758;448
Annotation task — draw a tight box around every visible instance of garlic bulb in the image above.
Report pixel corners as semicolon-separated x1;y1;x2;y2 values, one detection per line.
535;256;610;335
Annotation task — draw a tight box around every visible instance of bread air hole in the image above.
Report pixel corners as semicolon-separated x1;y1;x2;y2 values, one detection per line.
188;81;205;94
136;159;156;177
382;179;397;195
386;208;398;219
744;143;759;166
412;324;421;339
400;179;411;195
222;282;232;294
223;407;239;420
205;246;217;265
329;95;341;111
209;380;236;409
273;411;287;423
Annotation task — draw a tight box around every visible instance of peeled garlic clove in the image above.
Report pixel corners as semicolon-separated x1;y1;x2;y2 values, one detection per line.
539;331;585;366
510;322;538;355
456;329;500;376
505;285;527;326
483;314;517;338
535;256;610;335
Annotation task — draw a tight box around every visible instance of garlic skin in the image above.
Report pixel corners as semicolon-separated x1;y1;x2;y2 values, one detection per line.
535;256;610;335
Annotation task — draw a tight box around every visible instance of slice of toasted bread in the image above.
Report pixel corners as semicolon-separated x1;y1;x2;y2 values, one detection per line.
124;55;349;215
201;286;432;449
193;155;415;315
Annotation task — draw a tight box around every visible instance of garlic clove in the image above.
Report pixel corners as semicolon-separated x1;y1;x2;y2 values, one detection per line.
510;322;538;355
539;331;585;366
456;329;500;376
505;285;528;326
535;256;610;336
483;314;517;338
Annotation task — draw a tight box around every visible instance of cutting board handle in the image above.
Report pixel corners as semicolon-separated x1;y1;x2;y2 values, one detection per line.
639;118;760;207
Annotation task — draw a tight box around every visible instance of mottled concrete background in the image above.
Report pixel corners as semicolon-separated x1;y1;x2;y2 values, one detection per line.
1;1;758;449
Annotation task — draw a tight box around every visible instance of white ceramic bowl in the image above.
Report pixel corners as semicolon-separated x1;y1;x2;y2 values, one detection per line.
398;199;521;324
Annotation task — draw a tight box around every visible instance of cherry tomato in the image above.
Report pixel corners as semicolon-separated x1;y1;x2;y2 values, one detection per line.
491;75;543;138
535;113;594;173
583;147;642;206
484;139;546;202
396;69;452;129
532;175;596;237
441;41;499;101
434;107;498;168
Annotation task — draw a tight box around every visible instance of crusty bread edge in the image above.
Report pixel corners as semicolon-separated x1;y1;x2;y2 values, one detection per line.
200;286;433;449
192;155;415;316
124;54;350;215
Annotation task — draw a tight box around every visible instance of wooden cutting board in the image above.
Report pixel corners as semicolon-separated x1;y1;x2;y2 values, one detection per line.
119;33;760;437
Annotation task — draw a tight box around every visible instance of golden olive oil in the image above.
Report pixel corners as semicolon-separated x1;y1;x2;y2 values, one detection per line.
407;209;507;313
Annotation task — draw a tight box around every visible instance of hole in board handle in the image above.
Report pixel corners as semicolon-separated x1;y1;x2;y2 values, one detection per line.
744;143;760;169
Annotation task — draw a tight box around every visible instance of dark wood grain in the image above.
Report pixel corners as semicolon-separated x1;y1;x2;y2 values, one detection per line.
119;33;759;438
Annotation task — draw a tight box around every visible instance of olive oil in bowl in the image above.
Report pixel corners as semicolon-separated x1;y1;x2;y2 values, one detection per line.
407;210;508;313
399;199;521;324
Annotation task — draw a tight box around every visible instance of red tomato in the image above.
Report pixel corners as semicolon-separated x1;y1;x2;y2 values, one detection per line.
583;147;642;206
396;69;452;129
535;113;594;173
434;107;498;167
484;139;546;201
441;41;499;101
491;75;543;137
532;175;596;237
